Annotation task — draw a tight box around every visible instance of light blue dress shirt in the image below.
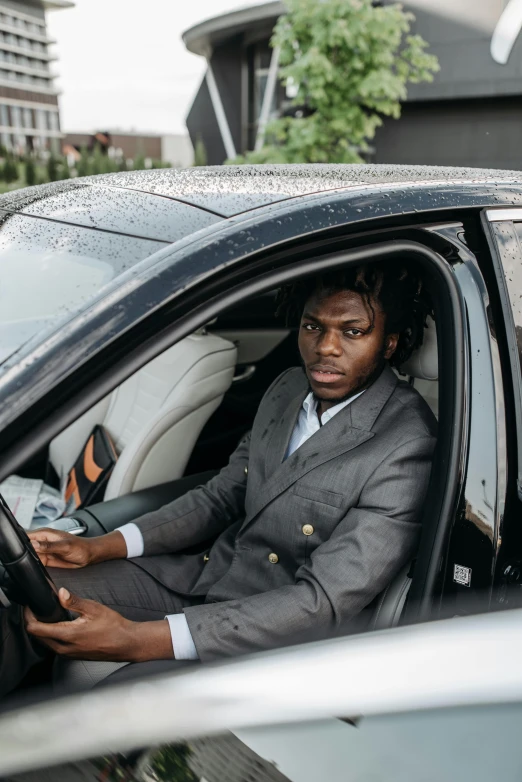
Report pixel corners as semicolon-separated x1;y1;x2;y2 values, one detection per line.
118;388;363;660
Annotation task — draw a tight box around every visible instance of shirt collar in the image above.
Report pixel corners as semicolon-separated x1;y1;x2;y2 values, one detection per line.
302;389;365;425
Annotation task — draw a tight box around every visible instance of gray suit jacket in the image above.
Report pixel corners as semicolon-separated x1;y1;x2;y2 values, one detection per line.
131;365;437;661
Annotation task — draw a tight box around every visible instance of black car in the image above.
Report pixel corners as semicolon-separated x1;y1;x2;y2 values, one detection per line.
1;164;522;780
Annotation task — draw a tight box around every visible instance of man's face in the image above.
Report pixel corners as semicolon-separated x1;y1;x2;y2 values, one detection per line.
298;289;399;407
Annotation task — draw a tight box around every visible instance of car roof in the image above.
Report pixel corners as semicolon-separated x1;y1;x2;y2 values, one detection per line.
1;164;522;224
60;163;522;217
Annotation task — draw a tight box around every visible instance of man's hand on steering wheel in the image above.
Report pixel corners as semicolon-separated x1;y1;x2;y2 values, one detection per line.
28;528;128;570
27;529;93;569
0;496;127;625
25;588;175;662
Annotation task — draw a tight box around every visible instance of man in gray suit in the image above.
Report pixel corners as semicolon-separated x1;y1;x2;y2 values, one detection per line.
0;261;436;696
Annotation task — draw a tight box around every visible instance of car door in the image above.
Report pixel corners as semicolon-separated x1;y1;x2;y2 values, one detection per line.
480;210;522;603
3;607;522;782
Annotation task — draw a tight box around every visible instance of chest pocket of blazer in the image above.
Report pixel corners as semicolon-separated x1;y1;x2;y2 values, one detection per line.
292;484;344;509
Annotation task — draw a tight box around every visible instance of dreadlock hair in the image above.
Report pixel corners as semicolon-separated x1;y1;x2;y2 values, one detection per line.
276;260;433;369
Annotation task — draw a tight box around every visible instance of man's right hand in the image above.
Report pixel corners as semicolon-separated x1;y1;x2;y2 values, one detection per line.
27;528;127;570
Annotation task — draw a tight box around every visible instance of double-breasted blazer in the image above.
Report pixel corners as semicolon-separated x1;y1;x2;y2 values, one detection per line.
131;364;437;661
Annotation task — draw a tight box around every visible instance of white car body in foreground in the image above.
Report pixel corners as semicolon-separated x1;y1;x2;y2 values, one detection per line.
1;608;522;779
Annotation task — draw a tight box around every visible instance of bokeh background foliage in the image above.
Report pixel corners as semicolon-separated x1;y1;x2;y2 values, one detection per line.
231;0;439;164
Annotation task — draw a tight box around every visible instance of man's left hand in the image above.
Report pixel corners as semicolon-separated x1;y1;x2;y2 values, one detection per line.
24;589;174;662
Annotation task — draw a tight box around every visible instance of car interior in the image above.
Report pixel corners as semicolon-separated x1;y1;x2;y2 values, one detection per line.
2;250;444;693
18;289;439;511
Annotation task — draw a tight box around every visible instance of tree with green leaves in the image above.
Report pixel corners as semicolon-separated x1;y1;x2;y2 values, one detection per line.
24;156;36;187
47;153;59;182
231;0;439;164
76;145;91;178
193;136;207;167
133;153;146;171
149;745;197;782
59;157;71;179
2;153;19;183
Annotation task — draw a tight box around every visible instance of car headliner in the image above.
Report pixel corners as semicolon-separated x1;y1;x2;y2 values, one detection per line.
0;164;522;238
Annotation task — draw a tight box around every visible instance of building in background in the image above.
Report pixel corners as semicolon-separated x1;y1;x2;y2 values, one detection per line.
63;130;194;168
0;0;72;155
183;0;522;170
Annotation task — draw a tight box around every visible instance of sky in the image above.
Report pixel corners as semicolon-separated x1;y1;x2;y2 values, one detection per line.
46;0;265;136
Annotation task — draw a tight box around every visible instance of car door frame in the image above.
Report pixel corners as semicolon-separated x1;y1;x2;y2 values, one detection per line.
0;220;468;620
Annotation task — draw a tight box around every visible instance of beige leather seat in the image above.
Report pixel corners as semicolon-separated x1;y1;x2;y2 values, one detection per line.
49;331;237;502
371;315;439;632
398;315;438;418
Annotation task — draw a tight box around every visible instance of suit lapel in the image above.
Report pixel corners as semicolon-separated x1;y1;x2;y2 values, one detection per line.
248;365;398;523
264;387;308;478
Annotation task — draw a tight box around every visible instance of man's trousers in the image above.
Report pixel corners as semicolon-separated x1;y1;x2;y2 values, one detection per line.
0;558;198;700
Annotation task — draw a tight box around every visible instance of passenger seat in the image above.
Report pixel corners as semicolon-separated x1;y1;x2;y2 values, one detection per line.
49;332;237;502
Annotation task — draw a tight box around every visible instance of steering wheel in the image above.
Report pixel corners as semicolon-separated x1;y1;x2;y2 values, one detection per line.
0;493;69;623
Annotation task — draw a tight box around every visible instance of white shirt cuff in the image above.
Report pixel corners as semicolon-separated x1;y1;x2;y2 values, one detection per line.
166;613;199;660
116;522;144;559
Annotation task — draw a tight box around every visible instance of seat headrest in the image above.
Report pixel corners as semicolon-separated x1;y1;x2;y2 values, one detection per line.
399;316;438;381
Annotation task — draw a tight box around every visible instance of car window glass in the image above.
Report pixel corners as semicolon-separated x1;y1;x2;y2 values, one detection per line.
0;211;166;363
2;735;294;782
505;223;522;369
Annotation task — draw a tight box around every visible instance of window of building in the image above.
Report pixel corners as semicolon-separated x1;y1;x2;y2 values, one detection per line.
45;111;59;132
35;109;46;132
22;108;33;129
0;104;9;127
11;105;21;128
246;41;286;149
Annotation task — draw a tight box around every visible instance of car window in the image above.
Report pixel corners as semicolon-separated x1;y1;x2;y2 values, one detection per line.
504;222;522;366
0;210;167;363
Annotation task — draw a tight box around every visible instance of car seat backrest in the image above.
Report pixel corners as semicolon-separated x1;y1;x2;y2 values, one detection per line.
369;563;412;631
49;332;237;501
399;315;438;418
